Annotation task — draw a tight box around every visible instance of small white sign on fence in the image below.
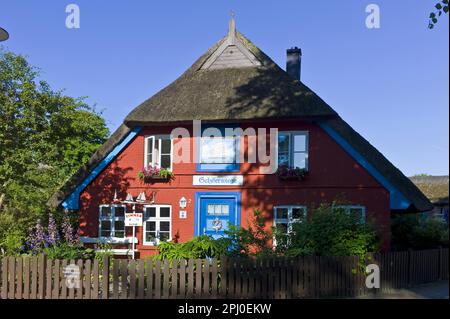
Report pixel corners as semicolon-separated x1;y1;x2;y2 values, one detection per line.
125;213;143;227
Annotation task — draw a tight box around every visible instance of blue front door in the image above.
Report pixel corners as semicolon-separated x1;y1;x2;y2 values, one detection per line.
196;193;241;239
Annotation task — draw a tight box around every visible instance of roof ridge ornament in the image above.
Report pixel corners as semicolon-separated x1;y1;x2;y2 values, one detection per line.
227;10;236;44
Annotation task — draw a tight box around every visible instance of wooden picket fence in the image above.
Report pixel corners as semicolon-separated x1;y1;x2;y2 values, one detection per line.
0;248;448;299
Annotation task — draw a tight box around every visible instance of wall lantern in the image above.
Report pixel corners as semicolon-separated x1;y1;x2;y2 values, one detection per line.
179;197;187;209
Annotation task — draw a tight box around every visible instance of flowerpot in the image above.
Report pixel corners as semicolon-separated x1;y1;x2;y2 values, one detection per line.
142;175;171;183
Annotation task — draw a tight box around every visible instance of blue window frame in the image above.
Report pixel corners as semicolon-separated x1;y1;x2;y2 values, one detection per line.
196;123;240;172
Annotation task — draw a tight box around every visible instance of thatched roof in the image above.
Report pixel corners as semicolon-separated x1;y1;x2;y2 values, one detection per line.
47;124;132;208
124;32;337;125
48;25;433;212
409;176;449;205
324;118;432;212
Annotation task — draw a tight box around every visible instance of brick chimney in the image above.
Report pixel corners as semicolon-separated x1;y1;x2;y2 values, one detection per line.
286;47;302;81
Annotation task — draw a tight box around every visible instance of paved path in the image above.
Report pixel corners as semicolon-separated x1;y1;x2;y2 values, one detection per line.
358;280;449;299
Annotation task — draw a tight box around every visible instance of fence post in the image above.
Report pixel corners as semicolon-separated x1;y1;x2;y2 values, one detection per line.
219;256;227;298
102;256;109;299
1;257;7;299
408;249;413;288
438;246;442;280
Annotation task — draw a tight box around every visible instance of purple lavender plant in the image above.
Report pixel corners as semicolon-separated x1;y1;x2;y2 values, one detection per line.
47;213;59;246
62;216;80;246
27;220;45;253
61;216;73;243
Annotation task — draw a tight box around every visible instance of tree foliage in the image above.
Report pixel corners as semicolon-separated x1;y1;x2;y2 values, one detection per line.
391;214;449;250
155;235;227;260
154;206;380;262
0;48;109;242
220;209;274;257
274;204;380;260
429;0;449;29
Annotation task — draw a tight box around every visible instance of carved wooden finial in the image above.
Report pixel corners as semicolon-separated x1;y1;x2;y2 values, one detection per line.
228;10;236;44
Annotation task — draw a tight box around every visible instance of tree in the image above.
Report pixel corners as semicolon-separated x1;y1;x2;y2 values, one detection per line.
429;0;449;29
0;48;109;241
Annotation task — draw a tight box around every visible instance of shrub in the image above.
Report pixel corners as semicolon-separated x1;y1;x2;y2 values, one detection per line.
94;243;114;261
276;204;380;260
154;235;226;261
155;205;380;261
0;228;26;256
42;242;94;260
391;214;449;250
219;209;274;258
21;213;88;259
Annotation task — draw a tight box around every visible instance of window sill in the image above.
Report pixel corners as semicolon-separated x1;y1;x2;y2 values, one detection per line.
142;239;172;247
95;248;133;256
80;236;138;244
196;163;240;173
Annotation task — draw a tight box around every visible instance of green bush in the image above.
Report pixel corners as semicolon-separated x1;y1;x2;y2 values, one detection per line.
0;228;26;256
276;204;380;260
392;214;448;250
94;243;114;261
219;209;274;258
154;235;226;261
42;242;94;260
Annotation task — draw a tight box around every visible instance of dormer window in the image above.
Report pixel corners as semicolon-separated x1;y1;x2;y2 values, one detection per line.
144;135;172;170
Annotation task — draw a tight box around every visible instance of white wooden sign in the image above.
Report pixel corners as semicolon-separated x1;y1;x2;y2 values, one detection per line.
193;175;243;186
179;210;187;219
125;213;143;227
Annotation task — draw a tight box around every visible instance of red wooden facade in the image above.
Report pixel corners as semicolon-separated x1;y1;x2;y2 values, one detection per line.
79;119;391;258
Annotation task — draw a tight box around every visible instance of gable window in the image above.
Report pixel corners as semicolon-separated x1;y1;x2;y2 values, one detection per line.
144;135;172;170
201;136;236;164
143;205;172;245
99;205;125;238
278;132;308;169
332;205;366;224
197;124;240;172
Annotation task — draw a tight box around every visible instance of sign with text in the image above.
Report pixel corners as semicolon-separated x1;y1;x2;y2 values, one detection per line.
193;175;243;186
125;213;143;227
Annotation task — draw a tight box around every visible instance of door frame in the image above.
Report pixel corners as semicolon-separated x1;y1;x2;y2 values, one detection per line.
194;192;241;236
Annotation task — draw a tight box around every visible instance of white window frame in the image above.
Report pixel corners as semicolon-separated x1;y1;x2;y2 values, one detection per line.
144;135;173;170
98;204;126;239
143;205;172;246
273;205;307;246
277;131;309;170
332;205;366;224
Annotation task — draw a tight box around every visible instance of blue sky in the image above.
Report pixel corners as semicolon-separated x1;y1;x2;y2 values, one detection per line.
1;1;448;176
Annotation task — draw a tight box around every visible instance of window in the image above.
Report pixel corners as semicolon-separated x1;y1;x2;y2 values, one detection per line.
201;136;236;164
278;132;308;169
143;205;172;245
273;206;307;236
99;205;125;238
144;135;172;170
197;124;240;172
332;205;366;224
207;204;230;216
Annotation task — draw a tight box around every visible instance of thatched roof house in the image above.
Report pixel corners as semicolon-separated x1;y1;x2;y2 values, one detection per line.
48;15;432;216
410;176;449;206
